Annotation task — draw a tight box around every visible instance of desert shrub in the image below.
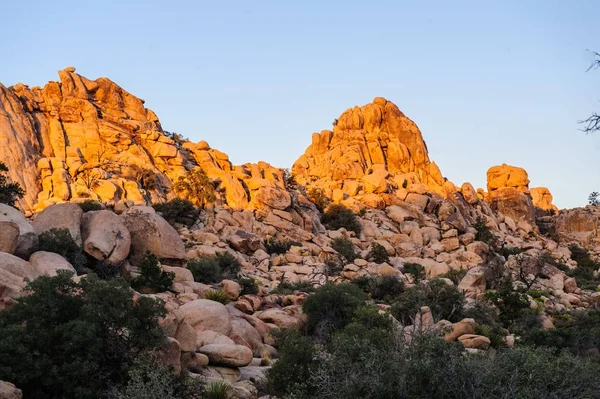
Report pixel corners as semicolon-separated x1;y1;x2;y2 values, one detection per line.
204;380;234;399
0;272;166;399
352;275;404;303
473;216;496;246
439;269;467;285
368;242;390;264
117;356;204;399
131;252;175;294
331;237;359;262
238;277;259;295
307;187;329;212
390;279;465;325
462;300;507;349
402;262;425;282
78;199;103;212
0;161;24;207
203;289;229;304
283;168;297;189
565;244;600;290
264;237;300;255
37;227;88;273
129;164;158;191
272;281;315;295
172;167;216;207
216;252;241;280
496;245;523;259
153;198;198;227
302;283;367;338
266;329;317;397
321;204;361;235
188;256;221;284
485;276;533;329
589;191;600;206
522;310;600;358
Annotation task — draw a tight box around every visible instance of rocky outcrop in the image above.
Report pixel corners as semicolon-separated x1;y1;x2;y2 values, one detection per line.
292;97;450;206
485;164;536;228
531;187;558;214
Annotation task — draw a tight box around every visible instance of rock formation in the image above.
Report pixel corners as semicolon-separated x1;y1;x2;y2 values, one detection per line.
485;164;536;229
531;187;559;214
292;97;451;207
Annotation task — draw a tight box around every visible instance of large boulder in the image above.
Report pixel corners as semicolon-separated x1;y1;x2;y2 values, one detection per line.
0;204;37;259
32;203;83;245
198;344;253;367
29;251;76;276
0;380;22;399
0;221;19;254
81;210;131;264
178;299;232;336
121;207;185;266
530;187;558;214
486;164;535;226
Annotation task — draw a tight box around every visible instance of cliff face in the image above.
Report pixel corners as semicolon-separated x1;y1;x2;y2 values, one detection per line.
292;97;450;205
0;68;295;218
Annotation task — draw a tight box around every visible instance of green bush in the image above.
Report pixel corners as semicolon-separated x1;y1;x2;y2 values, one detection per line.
368;242;390;264
485;276;534;330
390;279;465;325
117;356;204;399
0;272;166;399
37;227;88;273
565;244;600;290
203;289;229;304
188;256;221;284
238;277;259;295
172;167;216;208
78;199;103;212
307;187;329;212
331;237;359;263
264;237;300;255
0;161;24;207
438;269;467;285
321;204;361;235
352;275;404;303
131;252;175;294
216;252;241;280
473;216;496;246
402;262;425;281
302;283;367;338
153;198;198;227
271;281;315;295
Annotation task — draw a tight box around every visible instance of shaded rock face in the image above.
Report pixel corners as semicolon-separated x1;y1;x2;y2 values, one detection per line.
292;97;447;204
486;164;535;226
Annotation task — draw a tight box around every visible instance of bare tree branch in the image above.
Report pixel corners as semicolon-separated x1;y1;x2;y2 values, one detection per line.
579;112;600;134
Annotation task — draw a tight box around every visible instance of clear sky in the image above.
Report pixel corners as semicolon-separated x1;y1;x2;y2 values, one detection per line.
1;0;598;209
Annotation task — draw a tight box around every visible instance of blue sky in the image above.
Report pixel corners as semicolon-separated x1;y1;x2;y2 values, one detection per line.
1;0;598;208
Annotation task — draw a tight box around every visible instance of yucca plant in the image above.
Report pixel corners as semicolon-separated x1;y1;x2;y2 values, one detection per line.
203;290;230;304
204;380;234;399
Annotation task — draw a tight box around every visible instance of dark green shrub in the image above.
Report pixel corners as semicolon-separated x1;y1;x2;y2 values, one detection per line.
368;242;390;264
402;262;425;281
321;204;361;235
172;167;216;208
564;244;600;290
153;198;198;227
203;289;229;304
78;199;103;212
272;281;315;295
485;276;532;329
188;256;221;284
264;237;300;255
266;329;317;397
216;252;241;280
0;272;166;399
238;277;259;295
131;252;175;293
37;227;88;273
0;161;24;207
204;380;234;399
439;269;467;285
331;237;359;262
352;275;404;303
390;279;465;325
473;216;496;246
307;187;329;212
303;283;367;338
496;245;523;258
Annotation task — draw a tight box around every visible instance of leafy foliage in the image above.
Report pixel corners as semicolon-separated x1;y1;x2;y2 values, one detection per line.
188;256;221;284
271;281;315;295
563;244;600;290
238;277;259;295
0;161;24;207
216;252;241;280
153;198;198;227
438;269;467;285
0;272;166;399
78;199;103;212
302;283;367;338
131;252;175;294
589;191;600;206
172;167;216;207
485;276;534;330
351;275;404;303
331;237;359;263
37;227;88;273
321;204;362;235
368;242;390;264
473;216;496;246
264;237;300;255
307;187;329;212
402;262;425;282
391;279;465;325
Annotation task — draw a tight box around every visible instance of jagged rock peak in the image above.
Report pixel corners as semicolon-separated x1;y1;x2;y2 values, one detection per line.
292;97;450;207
